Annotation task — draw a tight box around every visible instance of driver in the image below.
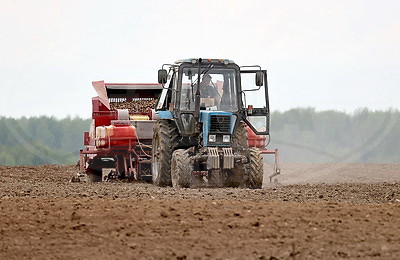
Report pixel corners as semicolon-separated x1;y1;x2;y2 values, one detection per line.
199;74;220;106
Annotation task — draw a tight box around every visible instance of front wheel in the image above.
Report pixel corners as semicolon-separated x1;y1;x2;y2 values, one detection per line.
171;149;191;188
247;148;264;189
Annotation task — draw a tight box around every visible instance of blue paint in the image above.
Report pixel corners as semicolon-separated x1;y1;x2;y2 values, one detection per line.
157;111;173;119
200;111;233;147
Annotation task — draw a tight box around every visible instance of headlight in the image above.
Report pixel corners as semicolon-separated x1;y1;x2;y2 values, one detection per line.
223;135;230;142
208;134;216;142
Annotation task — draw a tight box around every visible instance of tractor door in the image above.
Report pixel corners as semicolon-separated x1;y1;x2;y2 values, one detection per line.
240;69;269;135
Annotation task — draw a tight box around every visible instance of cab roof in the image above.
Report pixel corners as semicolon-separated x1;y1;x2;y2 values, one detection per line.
174;58;235;65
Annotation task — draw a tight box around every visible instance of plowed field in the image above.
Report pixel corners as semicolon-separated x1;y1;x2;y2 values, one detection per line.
1;164;400;259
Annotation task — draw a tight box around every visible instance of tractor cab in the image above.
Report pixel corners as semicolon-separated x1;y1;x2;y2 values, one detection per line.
156;58;269;141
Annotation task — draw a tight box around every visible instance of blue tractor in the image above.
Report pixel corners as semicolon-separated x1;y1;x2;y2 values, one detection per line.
152;58;276;188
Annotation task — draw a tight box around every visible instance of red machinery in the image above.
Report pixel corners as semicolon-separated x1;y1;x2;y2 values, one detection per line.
78;81;163;182
246;127;281;182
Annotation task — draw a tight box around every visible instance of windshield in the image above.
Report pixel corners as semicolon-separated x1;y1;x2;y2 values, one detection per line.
180;68;238;112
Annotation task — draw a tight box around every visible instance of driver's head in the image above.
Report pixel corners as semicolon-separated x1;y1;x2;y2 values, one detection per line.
201;74;212;86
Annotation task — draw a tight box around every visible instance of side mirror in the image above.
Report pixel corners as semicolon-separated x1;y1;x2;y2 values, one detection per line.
255;71;263;86
158;69;168;84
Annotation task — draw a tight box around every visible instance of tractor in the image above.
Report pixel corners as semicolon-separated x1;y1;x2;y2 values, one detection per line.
152;58;280;188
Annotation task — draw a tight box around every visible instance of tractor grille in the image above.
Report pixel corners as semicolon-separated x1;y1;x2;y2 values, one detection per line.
210;115;231;133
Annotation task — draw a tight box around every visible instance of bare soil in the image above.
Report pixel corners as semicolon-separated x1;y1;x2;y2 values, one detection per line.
1;163;400;259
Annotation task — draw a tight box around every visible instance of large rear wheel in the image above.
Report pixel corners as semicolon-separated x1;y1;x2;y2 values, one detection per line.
226;122;248;187
247;147;264;189
152;120;179;187
233;122;249;150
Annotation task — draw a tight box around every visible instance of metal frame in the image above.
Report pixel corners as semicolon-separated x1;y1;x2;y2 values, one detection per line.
240;69;270;136
262;148;281;182
165;61;244;137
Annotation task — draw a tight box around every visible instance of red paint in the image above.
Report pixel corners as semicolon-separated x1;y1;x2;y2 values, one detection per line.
246;126;266;148
83;132;89;146
97;125;137;148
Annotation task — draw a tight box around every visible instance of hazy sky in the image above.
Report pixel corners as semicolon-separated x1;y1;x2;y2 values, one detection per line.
1;0;399;118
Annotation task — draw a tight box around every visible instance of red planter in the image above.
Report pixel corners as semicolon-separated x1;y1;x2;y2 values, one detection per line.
246;126;266;148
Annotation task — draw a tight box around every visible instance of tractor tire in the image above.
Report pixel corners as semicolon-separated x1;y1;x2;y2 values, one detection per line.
226;122;248;187
171;149;191;188
152;120;179;187
247;147;264;189
233;122;249;150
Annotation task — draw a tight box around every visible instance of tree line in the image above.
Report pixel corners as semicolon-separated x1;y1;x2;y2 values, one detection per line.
0;108;398;165
0;116;90;165
269;108;400;163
